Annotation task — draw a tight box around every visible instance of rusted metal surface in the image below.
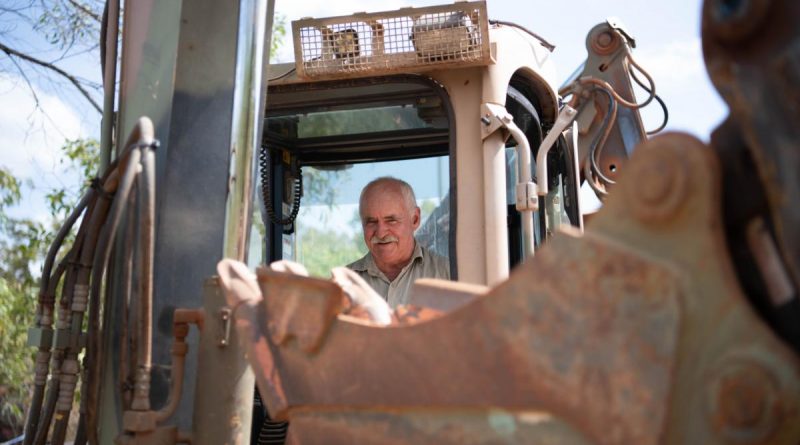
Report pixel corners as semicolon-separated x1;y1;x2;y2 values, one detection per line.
116;425;180;445
406;278;486;312
222;130;800;444
285;410;593;445
702;0;800;302
258;269;345;353
588;133;800;444
234;227;682;444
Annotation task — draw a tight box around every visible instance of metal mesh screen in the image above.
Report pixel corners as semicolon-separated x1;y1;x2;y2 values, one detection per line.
292;1;491;79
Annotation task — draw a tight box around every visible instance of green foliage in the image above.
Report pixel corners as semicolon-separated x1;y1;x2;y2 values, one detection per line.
0;168;38;436
297;223;366;278
0;169;22;211
270;13;287;62
46;138;99;220
34;0;102;50
0;276;35;430
303;168;349;208
420;199;436;219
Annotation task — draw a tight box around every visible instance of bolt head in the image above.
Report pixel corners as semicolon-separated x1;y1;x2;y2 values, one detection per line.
591;28;620;55
626;135;690;223
707;359;781;443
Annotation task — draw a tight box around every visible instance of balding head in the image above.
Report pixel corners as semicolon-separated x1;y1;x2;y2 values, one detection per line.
359;177;417;219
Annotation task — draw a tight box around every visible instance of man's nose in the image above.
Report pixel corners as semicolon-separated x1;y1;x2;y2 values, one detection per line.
376;221;390;236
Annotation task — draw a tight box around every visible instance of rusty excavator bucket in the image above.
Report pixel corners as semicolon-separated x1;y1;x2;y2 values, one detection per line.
219;133;800;444
214;0;800;443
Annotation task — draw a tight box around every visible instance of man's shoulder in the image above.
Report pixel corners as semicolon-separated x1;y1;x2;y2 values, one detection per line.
418;245;450;279
347;252;371;272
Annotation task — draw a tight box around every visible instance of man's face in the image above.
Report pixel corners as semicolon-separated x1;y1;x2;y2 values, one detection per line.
361;186;420;274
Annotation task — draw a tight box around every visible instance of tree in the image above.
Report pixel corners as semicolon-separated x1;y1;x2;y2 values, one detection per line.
0;139;98;439
0;0;104;115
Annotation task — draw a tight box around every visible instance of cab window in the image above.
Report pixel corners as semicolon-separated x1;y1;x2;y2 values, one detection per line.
250;76;455;278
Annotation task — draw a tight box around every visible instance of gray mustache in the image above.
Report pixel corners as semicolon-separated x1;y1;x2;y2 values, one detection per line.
371;235;399;245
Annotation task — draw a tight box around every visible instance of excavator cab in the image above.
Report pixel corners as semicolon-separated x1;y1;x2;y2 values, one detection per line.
253;68;581;277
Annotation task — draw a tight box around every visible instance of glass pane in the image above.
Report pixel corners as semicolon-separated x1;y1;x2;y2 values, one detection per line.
283;156;450;277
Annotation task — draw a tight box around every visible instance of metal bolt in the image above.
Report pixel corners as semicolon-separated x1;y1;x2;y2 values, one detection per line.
481;115;492;126
597;31;613;48
627;135;690;223
707;359;780;443
591;28;620;55
639;162;673;204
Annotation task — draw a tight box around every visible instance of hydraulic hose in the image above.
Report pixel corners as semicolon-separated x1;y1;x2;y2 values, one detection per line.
22;189;97;445
33;205;94;445
51;131;149;445
80;146;146;444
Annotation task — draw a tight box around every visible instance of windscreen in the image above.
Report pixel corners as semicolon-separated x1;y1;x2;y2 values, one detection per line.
279;157;449;277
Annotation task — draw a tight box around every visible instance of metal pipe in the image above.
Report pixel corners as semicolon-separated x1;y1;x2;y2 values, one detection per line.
119;190;136;409
50;128;145;444
569;121;584;230
156;309;202;423
482;131;510;285
506;122;536;259
536;105;578;197
193;0;272;442
100;0;120;170
132;143;156;412
221;0;270;262
82;141;151;441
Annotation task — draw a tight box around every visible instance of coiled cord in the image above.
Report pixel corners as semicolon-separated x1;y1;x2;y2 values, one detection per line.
259;146;303;227
257;419;289;445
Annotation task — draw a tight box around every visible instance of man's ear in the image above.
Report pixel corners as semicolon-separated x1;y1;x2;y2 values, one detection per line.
412;206;421;229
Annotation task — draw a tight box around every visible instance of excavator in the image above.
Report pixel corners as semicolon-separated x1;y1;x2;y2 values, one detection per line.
18;0;800;443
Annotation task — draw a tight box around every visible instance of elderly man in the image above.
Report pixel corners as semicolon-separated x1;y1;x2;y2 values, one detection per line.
347;177;450;308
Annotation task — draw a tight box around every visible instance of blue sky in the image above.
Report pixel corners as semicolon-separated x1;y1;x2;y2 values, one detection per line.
0;0;727;223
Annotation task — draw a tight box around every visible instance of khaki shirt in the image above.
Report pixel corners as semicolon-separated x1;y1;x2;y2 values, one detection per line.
347;241;450;308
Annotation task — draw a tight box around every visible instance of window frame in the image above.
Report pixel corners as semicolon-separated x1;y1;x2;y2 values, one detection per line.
262;74;458;279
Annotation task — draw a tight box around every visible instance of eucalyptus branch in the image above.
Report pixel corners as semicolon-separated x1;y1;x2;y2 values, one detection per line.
0;40;101;113
8;54;40;109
